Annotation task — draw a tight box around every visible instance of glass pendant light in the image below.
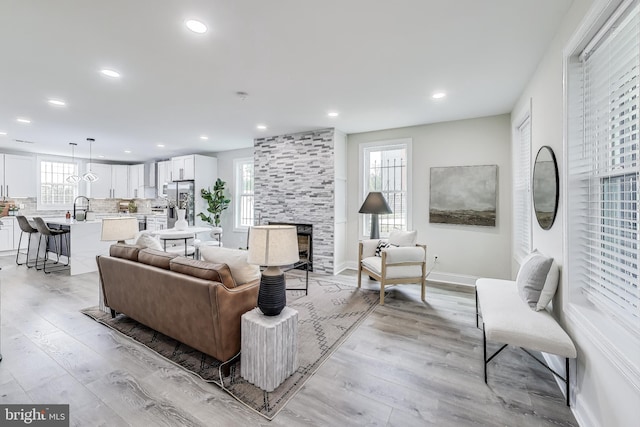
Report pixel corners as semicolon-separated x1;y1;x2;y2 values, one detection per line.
65;142;81;183
82;137;99;182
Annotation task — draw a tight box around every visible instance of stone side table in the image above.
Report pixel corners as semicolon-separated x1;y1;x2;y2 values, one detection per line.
241;307;298;392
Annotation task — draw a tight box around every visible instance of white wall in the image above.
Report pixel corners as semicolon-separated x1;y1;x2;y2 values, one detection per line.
512;0;639;425
211;147;254;250
346;114;512;283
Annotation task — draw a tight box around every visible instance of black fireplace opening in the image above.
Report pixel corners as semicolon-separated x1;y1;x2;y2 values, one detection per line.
268;222;312;272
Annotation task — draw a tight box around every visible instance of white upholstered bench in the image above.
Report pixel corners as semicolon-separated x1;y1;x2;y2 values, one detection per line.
475;278;577;406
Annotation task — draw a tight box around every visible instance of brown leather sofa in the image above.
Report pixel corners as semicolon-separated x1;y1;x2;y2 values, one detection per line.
96;244;259;363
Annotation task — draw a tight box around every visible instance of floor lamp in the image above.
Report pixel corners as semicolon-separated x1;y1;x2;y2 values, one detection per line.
359;192;392;239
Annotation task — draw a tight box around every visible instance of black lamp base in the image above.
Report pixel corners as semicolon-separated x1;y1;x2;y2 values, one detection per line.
257;272;286;316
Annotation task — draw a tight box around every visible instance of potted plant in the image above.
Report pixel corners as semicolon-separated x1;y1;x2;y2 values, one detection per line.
198;178;231;234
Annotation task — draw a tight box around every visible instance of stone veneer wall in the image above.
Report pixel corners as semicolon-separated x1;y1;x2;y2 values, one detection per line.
254;128;335;274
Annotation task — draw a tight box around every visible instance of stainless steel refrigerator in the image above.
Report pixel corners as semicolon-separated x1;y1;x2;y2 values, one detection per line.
166;181;195;229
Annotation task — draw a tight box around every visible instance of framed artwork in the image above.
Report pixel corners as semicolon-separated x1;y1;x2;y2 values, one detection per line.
429;165;498;227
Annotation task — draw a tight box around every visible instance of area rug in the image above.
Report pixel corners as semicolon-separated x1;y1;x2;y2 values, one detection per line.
81;274;378;420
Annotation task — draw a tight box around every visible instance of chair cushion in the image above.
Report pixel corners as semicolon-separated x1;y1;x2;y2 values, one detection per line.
200;246;260;285
388;230;417;247
138;248;179;270
169;257;237;288
516;250;559;311
384;246;425;264
362;256;423;279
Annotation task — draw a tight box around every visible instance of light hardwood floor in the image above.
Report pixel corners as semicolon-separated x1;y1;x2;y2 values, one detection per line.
0;256;577;426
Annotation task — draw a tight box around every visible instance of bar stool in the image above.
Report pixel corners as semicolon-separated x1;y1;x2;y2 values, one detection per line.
15;215;39;268
32;217;70;274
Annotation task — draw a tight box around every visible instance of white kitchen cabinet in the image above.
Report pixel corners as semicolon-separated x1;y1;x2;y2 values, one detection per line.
128;164;145;198
146;215;167;232
0;217;14;251
87;163;130;198
171;155;195;181
0;153;37;198
156;160;171;196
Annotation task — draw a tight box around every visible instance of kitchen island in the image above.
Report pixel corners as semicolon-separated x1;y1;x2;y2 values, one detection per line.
32;218;120;276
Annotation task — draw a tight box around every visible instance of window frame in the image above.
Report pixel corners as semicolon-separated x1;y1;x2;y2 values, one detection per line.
36;155;80;211
233;157;254;231
358;138;412;239
512;105;533;264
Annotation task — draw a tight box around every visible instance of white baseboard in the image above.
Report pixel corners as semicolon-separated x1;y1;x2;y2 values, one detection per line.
333;261;351;275
427;271;477;288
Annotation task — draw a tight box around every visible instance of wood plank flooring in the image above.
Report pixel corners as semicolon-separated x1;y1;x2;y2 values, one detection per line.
0;256;577;426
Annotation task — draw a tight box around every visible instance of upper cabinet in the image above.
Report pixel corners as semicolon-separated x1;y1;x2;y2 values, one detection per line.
171;155;195;181
128;164;145;199
0;153;37;198
156;160;171;196
86;163;129;198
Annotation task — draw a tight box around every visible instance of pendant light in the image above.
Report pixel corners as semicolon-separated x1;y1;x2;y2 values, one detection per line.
65;142;81;183
82;137;99;182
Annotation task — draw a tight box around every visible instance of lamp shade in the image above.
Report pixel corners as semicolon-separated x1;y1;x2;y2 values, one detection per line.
101;217;138;242
247;225;299;266
358;192;392;214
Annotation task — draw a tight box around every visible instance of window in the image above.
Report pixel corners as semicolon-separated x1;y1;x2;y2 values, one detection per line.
567;0;639;370
234;158;254;229
360;139;411;237
513;114;532;262
38;158;78;210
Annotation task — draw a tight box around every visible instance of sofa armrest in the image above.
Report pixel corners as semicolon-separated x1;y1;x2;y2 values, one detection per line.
209;279;259;362
383;245;426;264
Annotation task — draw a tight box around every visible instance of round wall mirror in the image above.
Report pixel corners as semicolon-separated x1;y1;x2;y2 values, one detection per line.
532;146;559;230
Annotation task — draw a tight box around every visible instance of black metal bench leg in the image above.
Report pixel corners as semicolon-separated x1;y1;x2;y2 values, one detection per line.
483;324;487;383
566;357;570;406
475;288;479;328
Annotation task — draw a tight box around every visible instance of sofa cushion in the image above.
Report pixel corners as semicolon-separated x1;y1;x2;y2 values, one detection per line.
200;246;261;285
135;230;163;251
138;248;179;270
516;250;559;311
109;243;141;262
388;230;417;247
169;257;237;288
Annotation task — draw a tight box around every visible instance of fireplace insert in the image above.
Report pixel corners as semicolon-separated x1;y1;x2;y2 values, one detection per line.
268;222;312;272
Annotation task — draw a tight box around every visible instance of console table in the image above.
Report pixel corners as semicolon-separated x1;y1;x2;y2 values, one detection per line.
241;307;298;391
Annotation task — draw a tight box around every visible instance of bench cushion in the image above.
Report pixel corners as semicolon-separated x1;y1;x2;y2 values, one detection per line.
476;278;577;358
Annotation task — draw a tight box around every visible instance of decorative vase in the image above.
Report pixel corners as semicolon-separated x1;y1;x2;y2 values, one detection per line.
174;209;188;230
257;272;286;316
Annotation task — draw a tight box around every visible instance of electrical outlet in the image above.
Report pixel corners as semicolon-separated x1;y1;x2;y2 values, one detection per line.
434;254;440;264
19;203;25;209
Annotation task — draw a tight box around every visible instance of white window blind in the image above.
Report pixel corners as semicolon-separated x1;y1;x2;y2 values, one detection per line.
513;116;532;262
568;0;639;330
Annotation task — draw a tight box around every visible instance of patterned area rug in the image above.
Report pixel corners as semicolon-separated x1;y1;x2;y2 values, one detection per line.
81;274;378;420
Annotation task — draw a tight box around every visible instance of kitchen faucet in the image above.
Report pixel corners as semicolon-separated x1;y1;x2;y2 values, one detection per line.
73;196;90;220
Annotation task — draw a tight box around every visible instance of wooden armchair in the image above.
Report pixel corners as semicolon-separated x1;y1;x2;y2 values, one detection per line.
357;239;427;305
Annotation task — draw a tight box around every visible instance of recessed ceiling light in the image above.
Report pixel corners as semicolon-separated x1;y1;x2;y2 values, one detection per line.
186;19;207;34
0;131;6;136
327;112;339;117
157;143;165;148
432;92;446;99
200;135;208;140
256;124;267;130
124;150;131;154
48;99;66;106
100;69;121;78
16;117;31;124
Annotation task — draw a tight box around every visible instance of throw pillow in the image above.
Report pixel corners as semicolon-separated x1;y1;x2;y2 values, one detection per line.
388;229;417;247
375;240;390;257
200;246;261;285
516;250;558;311
135;231;163;251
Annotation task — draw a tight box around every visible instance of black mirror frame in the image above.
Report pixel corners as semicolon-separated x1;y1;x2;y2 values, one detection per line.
532;145;559;230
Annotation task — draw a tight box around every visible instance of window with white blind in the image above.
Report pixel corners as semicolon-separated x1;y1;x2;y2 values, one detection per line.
567;0;639;362
513;115;532;262
38;158;78;210
234;158;254;229
360;139;411;237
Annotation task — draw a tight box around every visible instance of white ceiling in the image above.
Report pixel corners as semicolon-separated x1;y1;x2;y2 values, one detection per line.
0;0;573;163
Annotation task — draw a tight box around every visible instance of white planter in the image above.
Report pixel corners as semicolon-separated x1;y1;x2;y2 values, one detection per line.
210;226;223;236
